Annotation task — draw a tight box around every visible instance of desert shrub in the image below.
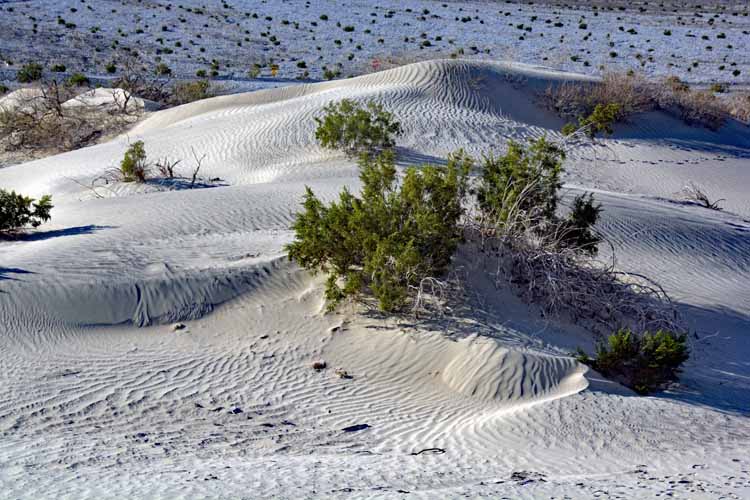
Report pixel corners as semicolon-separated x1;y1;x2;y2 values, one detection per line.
51;64;66;73
314;99;403;156
663;75;689;93
169;79;215;105
17;62;43;83
563;103;621;138
477;137;601;254
0;83;8;95
120;141;149;182
657;88;727;130
286;149;470;311
155;63;172;76
66;72;90;87
546;72;731;131
582;329;689;394
0;189;53;232
543;72;652;123
679;181;724;210
726;92;750;123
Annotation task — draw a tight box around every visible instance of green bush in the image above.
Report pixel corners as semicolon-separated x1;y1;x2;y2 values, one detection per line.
66;72;90;87
582;329;689;394
51;64;66;73
155;62;172;76
563;103;621;138
478;137;564;225
17;62;43;83
286;150;470;312
477;137;601;253
120;141;149;182
314;99;403;156
0;83;8;95
0;189;53;232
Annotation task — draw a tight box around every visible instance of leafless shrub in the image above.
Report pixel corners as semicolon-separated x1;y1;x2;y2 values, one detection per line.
110;52;172;113
410;272;464;319
466;208;682;336
156;158;181;178
0;80;131;157
188;148;206;188
679;182;725;210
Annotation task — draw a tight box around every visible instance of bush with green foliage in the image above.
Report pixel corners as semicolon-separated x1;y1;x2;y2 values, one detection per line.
120;141;149;182
66;72;90;87
314;99;403;156
17;62;43;83
286;150;470;311
477;137;601;254
562;103;621;137
0;189;53;232
579;329;689;394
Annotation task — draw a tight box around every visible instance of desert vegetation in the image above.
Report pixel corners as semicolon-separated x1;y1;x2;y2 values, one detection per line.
545;72;745;131
577;329;689;394
0;188;52;233
288;98;689;393
314;99;403;156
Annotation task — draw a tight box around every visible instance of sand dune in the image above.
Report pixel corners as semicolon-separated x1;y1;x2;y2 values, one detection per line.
1;60;749;498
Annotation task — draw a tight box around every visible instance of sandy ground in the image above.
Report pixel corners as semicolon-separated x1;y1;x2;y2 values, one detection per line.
1;60;749;498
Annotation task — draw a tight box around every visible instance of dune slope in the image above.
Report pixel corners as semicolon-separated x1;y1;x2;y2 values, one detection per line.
1;60;749;498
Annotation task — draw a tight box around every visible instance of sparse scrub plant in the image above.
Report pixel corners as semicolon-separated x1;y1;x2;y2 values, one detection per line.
169;79;216;105
314;99;403;156
286;149;470;312
66;72;90;87
477;137;602;254
580;328;689;394
0;189;53;232
17;62;43;83
120;141;149;182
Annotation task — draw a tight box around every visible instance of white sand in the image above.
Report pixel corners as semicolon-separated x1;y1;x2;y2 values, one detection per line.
1;60;749;498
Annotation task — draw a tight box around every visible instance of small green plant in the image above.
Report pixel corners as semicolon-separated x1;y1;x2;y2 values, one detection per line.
314;99;403;156
66;72;90;87
105;62;117;74
248;64;261;78
17;62;43;83
51;64;66;72
0;189;53;232
120;141;149;182
287;150;470;312
155;63;172;76
582;329;689;394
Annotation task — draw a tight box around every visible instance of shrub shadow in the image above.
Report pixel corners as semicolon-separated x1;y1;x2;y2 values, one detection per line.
1;225;115;242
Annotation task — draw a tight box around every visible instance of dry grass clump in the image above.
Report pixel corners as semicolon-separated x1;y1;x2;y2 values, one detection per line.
543;72;653;122
544;72;739;131
725;92;750;124
653;79;727;130
169;80;219;106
